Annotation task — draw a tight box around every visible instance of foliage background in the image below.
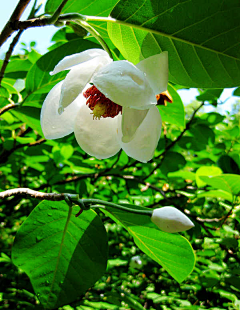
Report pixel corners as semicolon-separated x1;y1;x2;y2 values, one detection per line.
1;0;240;309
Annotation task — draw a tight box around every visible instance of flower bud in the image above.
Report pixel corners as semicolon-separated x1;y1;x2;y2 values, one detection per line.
151;206;194;233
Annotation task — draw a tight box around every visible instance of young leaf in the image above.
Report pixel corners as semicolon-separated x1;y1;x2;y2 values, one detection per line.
12;201;108;309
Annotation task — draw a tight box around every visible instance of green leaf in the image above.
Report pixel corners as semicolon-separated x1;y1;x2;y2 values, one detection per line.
25;39;101;95
45;0;119;16
196;89;223;104
102;205;195;283
199;174;240;195
217;155;240;174
196;166;222;187
158;84;185;127
12;201;108;309
197;189;232;201
11;107;43;135
108;0;240;88
200;112;225;126
161;151;186;175
233;87;240;96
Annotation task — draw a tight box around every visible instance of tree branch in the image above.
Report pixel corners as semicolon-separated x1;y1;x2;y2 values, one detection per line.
0;103;19;116
0;188;65;201
0;30;23;87
0;138;46;164
0;0;31;47
143;102;205;180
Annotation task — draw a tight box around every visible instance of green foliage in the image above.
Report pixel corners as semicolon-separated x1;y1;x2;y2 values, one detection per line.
1;0;240;309
12;201;108;309
108;0;240;88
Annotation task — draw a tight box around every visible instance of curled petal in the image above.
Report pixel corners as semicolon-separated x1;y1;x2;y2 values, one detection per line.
93;60;156;109
151;207;194;233
51;49;110;75
136;52;168;95
74;104;121;159
59;56;112;111
40;81;83;139
119;106;162;163
121;107;148;143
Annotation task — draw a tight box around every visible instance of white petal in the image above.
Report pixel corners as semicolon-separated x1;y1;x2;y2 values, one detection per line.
151;207;194;233
121;107;148;143
51;49;110;75
136;52;168;95
93;60;156;109
59;55;112;111
74;104;121;159
40;81;83;139
119;106;162;163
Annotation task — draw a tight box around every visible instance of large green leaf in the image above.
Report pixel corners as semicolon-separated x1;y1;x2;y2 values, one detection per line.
108;0;240;88
199;174;240;196
158;84;185;127
25;39;100;95
102;204;195;283
12;201;108;309
45;0;119;16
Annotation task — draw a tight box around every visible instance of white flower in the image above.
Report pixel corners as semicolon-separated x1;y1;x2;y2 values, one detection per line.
40;48;168;162
151;207;194;233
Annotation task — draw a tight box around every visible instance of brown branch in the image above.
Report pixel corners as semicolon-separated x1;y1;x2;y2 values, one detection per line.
0;188;65;201
0;103;19;116
0;0;31;47
143;101;205;180
0;138;46;164
0;30;23;87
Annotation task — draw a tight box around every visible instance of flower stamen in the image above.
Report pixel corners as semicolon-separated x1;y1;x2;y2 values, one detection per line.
84;85;122;119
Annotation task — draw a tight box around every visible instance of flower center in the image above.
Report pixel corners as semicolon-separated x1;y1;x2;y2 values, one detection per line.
83;85;122;120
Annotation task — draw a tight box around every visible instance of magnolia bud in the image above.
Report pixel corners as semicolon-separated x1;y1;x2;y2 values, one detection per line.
151;207;194;233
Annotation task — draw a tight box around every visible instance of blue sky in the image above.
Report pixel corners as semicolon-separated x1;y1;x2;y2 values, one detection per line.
0;0;56;55
1;0;239;113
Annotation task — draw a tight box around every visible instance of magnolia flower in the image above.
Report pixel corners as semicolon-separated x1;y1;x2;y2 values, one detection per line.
41;49;168;162
151;207;194;233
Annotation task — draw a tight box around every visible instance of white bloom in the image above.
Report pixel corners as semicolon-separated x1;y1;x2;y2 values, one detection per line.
40;48;168;162
151;207;194;233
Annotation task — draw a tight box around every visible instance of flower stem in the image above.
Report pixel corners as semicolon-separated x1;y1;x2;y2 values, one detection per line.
82;198;153;216
75;20;113;59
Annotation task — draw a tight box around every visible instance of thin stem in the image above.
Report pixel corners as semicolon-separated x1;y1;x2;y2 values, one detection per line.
0;30;23;88
0;0;31;47
76;20;113;59
82;198;152;216
48;0;70;24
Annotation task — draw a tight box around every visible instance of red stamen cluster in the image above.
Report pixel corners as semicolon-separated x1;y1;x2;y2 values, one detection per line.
83;85;122;118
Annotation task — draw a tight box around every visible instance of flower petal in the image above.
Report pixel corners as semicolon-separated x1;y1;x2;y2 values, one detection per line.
50;49;110;75
93;60;156;109
121;107;148;143
40;81;83;139
119;106;162;162
74;104;121;159
136;52;168;95
59;55;112;111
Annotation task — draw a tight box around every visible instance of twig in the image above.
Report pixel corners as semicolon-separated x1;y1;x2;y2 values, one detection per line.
0;188;65;201
0;30;23;87
0;103;19;116
0;0;31;47
143;102;204;180
0;138;46;164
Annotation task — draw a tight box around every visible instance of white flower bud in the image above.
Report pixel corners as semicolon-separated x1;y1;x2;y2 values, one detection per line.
151;207;194;233
129;255;143;269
